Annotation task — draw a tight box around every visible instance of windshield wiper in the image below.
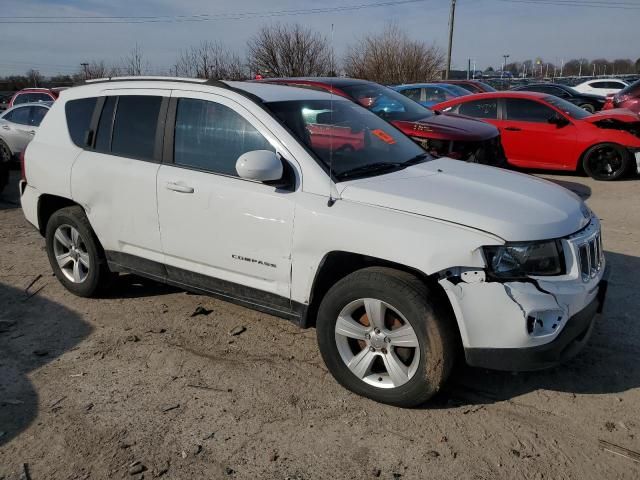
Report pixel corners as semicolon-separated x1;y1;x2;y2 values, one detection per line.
335;162;404;180
402;152;430;166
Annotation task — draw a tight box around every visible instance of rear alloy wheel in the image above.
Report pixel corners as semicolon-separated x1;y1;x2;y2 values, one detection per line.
45;206;113;297
316;267;456;407
582;143;630;181
580;103;596;114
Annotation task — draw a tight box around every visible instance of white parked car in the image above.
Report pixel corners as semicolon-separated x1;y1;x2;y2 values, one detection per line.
19;77;608;406
573;78;629;97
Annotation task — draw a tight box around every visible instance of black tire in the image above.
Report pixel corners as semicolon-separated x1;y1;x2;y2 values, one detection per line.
582;143;630;181
45;206;112;297
316;267;456;407
0;140;11;194
580;103;596;114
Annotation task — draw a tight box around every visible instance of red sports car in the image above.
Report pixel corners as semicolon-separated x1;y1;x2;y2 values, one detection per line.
259;77;505;166
434;91;640;180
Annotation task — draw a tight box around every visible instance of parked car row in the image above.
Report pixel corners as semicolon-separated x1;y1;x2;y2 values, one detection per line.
19;77;609;407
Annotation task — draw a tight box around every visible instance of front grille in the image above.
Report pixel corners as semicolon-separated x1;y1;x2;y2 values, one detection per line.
578;232;603;282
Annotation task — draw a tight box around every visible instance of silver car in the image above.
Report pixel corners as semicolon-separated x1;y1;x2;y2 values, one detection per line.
0;101;52;163
0;101;51;194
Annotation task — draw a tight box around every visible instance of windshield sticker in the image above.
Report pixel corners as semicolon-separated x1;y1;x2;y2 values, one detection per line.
371;129;396;144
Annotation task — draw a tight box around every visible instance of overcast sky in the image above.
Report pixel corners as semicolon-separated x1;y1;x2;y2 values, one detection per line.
1;0;639;77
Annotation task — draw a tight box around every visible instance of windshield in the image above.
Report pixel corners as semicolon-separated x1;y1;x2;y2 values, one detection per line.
266;99;429;181
544;96;591;119
340;83;432;122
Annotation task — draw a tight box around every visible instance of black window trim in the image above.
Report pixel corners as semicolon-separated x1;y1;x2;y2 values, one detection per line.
162;95;294;189
84;94;168;164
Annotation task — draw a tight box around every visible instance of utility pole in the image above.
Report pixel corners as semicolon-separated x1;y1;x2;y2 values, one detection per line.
81;62;89;80
445;0;456;79
467;58;471;80
502;54;509;78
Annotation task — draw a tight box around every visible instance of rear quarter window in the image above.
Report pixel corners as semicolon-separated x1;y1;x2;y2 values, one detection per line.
65;97;98;147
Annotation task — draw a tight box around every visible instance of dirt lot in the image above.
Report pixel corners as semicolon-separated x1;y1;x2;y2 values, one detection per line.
0;169;639;480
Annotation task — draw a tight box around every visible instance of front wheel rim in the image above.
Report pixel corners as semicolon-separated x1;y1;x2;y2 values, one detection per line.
334;298;420;389
588;146;623;178
53;224;90;283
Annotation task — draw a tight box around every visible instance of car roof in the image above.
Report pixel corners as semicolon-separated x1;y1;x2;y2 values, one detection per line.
515;83;572;90
395;83;454;88
579;78;627;84
63;77;346;103
262;77;372;88
14;88;55;93
447;91;550;100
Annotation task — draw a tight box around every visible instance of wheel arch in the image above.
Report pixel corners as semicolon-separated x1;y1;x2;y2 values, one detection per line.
301;250;459;337
37;194;82;236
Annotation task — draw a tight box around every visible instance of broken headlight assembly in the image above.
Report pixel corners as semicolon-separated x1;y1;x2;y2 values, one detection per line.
483;240;565;278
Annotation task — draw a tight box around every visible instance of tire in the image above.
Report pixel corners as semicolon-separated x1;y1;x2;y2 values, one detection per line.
582;143;631;181
580;103;596;114
316;267;456;407
45;206;112;297
0;140;11;194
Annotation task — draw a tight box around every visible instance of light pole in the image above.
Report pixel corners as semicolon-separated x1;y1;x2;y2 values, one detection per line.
502;54;509;78
81;62;89;80
445;0;457;79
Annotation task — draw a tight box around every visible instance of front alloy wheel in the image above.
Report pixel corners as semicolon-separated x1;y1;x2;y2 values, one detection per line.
335;298;420;389
582;143;630;181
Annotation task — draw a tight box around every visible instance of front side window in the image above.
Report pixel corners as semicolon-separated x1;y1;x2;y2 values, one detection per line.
4;106;31;125
173;98;273;176
458;99;498;119
65;97;97;147
398;88;422;103
30;106;48;126
111;95;162;160
505;99;556;123
266;99;428;181
424;87;453;103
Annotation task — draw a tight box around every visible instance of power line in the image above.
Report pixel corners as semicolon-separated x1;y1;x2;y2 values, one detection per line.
0;0;431;24
495;0;640;9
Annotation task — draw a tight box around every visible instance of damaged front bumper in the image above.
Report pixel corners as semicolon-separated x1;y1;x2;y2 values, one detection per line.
463;272;608;371
439;217;609;371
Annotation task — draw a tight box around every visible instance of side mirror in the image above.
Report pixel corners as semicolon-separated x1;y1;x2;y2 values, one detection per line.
548;113;570;128
235;150;283;182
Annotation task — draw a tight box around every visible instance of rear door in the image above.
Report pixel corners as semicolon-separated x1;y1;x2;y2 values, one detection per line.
156;90;296;309
71;90;169;270
496;98;577;169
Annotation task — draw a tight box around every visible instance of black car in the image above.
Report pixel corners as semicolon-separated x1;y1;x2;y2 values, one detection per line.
510;83;605;113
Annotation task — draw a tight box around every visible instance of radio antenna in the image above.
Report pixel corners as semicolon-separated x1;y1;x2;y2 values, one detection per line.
327;23;336;207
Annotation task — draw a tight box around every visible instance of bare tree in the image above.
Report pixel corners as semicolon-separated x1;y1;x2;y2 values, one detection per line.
247;24;331;77
174;41;246;80
25;69;43;87
343;24;443;84
77;61;120;81
122;43;148;76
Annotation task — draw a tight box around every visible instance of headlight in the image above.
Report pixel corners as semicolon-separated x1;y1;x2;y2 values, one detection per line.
483;240;565;278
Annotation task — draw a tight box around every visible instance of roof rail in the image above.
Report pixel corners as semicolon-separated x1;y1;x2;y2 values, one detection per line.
76;76;230;89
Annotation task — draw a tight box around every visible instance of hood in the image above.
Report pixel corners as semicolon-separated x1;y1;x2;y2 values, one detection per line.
392;112;499;142
583;108;640;124
338;159;590;241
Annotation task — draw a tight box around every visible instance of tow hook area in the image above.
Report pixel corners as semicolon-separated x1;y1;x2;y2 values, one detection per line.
438;267;567;349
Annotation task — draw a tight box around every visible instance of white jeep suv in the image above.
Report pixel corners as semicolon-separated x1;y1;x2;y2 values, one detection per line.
20;77;608;406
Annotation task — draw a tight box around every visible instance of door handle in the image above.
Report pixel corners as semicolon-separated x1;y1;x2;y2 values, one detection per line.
504;127;522;132
165;182;194;194
27;130;36;135
1;125;9;130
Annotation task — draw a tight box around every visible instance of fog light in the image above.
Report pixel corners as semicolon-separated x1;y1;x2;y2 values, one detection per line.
526;310;564;337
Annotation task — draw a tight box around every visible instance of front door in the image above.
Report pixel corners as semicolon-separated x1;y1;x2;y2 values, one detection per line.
496;98;577;169
156;91;296;312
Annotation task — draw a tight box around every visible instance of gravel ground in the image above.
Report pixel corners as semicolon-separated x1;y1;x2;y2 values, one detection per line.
1;169;639;480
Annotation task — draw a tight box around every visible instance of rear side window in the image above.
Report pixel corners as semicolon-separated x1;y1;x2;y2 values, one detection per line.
65;97;98;147
111;96;162;160
173;98;273;176
458;99;498;119
505;99;555;122
399;88;422;102
31;106;48;126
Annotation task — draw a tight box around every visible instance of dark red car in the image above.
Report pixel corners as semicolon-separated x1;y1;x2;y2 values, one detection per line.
260;78;505;165
434;91;640;180
439;80;497;94
8;88;59;108
603;79;640;114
